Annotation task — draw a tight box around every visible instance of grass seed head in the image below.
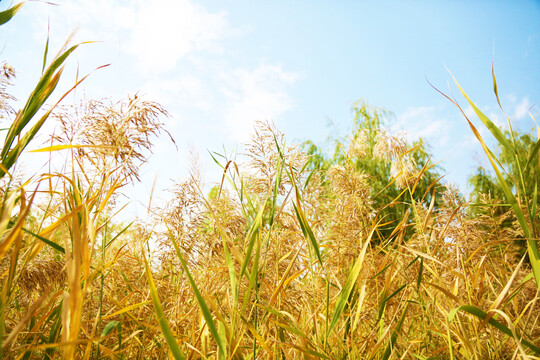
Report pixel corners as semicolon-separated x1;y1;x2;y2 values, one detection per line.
0;62;16;121
373;130;408;162
348;129;369;158
52;94;171;182
19;258;66;302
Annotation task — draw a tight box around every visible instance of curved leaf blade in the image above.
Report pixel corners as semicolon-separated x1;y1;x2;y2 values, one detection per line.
449;305;540;355
0;2;24;26
143;251;186;360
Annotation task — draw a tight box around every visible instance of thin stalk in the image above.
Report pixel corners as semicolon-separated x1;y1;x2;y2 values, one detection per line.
94;208;109;359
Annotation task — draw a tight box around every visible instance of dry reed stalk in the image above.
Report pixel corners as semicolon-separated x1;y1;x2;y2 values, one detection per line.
0;68;538;358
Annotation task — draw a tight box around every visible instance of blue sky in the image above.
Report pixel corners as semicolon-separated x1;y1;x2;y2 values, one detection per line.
1;0;539;217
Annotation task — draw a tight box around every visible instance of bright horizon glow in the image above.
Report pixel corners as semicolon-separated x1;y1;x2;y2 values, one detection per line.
1;0;539;219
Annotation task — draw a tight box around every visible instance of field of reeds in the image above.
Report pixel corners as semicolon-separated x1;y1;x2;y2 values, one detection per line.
1;4;539;359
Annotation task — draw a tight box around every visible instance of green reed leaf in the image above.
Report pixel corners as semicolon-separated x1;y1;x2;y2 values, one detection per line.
0;3;23;26
327;225;375;337
143;250;186;360
169;231;226;359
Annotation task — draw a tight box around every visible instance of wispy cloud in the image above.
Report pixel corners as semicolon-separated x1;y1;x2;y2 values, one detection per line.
142;75;213;111
394;106;452;145
136;61;300;144
24;0;302;155
221;63;300;142
120;0;229;74
31;0;229;75
513;97;531;120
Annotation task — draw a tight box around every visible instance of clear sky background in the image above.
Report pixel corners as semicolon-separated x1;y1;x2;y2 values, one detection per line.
1;0;539;218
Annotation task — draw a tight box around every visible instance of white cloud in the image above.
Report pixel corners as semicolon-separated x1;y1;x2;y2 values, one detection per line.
123;0;228;74
32;0;229;75
141;75;212;110
136;61;301;143
220;63;300;142
394;106;452;145
513;97;530;120
23;0;300;147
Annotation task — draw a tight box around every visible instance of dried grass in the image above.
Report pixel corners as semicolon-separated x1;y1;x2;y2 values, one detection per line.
51;94;173;182
0;62;16;122
1;105;539;359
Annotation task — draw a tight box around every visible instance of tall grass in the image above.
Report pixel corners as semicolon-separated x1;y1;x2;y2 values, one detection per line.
1;4;539;358
433;67;540;290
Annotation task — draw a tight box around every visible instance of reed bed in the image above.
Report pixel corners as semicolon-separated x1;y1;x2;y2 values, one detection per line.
1;4;539;359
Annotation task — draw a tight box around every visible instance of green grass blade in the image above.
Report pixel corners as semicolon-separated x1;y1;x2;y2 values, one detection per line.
492;62;500;106
292;196;323;266
239;202;265;279
0;63;106;178
272;320;308;339
379;284;407;321
435;73;540;287
42;22;50;74
273;134;324;265
2;66;63;157
0;2;24;26
143;251;186;360
451;73;513;154
241;230;265;314
105;221;133;249
465;117;540;287
448;305;540;355
169;231;227;359
2;42;82;158
22;227;65;254
492;62;510;124
532;181;538;221
525;138;540;172
327;225;374;336
100;321;120;337
0;38;80;176
0;106;56;177
45;303;63;359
